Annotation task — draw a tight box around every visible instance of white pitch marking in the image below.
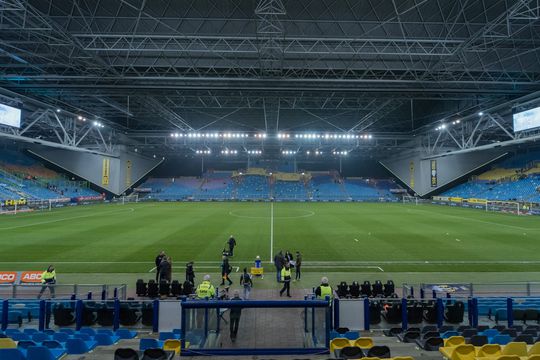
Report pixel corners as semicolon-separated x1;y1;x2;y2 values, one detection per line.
0;207;135;231
270;202;274;263
377;266;384;272
455;238;461;242
148;266;157;273
354;238;359;242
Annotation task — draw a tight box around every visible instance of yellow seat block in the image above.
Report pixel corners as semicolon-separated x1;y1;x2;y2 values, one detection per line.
503;343;528;357
392;357;415;360
0;338;17;349
494;356;521;360
451;344;476;360
476;344;502;357
163;339;181;354
528;343;540;356
445;336;467;347
352;337;374;349
330;337;351;353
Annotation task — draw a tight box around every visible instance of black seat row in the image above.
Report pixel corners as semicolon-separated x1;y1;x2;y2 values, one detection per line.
336;280;395;298
136;279;194;298
51;302;154;327
369;300;464;325
335;345;391;359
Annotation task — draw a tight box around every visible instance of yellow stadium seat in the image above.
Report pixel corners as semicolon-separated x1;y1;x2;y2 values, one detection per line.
502;343;528;357
528;355;540;360
493;355;521;360
445;336;466;347
163;339;181;354
330;338;351;353
352;337;374;349
0;338;17;349
528;343;540;356
392;357;414;360
476;344;502;357
361;357;381;360
450;344;476;360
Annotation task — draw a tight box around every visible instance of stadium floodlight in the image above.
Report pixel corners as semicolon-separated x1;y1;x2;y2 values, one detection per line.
56;109;61;113
456;119;461;124
306;151;310;155
441;124;446;129
78;116;83;120
368;134;372;139
478;111;484;116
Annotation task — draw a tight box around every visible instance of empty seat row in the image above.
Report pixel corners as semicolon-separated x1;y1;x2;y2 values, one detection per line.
115;347;175;360
336;280;395;298
136;279;194;298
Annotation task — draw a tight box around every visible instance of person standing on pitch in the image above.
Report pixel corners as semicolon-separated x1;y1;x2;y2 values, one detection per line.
228;235;237;257
155;250;166;281
240;267;253;299
295;251;302;281
37;265;56;299
279;262;292;297
221;256;233;286
229;290;242;342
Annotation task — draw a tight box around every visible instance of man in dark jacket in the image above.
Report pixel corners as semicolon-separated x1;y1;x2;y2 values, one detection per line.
274;251;284;282
220;256;233;286
228;235;237;256
155;251;166;281
186;261;195;284
229;290;242;342
295;251;302;281
159;256;172;283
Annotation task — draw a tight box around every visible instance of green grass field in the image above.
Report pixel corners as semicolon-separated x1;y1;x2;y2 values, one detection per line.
1;202;539;276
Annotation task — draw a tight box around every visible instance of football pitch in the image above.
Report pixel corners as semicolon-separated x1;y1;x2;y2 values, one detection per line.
1;201;540;277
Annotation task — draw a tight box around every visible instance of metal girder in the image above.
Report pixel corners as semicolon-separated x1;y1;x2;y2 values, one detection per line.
73;34;462;57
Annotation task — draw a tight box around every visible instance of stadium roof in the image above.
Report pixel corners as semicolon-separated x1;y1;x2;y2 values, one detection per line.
1;0;540;157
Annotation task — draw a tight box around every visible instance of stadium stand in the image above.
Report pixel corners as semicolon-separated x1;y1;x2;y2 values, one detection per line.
141;168;400;201
0;149;99;201
441;151;540;202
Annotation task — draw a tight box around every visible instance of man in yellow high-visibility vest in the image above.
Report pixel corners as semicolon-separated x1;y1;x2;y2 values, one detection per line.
196;274;216;299
38;265;56;299
279;262;292;297
315;276;333;301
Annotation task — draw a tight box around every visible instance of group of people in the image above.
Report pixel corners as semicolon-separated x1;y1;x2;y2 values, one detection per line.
155;251;173;283
273;250;302;297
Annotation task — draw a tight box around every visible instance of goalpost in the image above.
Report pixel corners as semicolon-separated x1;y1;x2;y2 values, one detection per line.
402;195;419;205
120;194;139;205
485;200;521;215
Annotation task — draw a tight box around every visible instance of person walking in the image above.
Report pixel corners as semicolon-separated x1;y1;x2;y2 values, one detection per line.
229;290;242;342
196;275;216;299
239;267;253;299
228;235;237;257
37;265;56;299
279;262;292;297
155;251;166;281
220;256;233;286
274;251;284;282
295;251;302;281
315;276;333;301
186;261;195;284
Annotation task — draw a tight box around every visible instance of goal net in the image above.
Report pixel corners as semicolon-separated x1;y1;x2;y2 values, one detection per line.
486;200;520;215
402;195;419;205
119;194;139;204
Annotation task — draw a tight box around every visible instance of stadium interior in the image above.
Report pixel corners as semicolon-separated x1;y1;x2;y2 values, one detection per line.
1;0;540;359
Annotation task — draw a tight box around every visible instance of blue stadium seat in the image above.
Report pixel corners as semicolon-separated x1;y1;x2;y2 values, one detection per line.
0;348;25;360
139;338;163;351
66;338;97;354
94;333;120;346
115;329;138;339
27;345;66;360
